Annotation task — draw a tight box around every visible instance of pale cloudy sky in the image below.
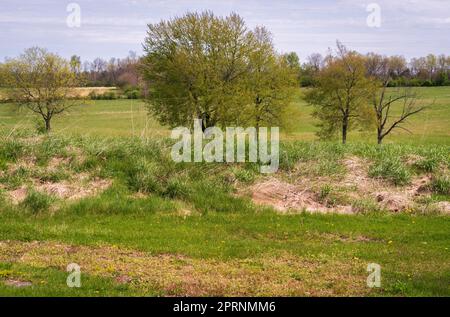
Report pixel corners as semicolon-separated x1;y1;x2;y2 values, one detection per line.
1;0;449;61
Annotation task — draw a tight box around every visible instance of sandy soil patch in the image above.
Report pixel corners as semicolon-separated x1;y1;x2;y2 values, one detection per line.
250;178;352;214
247;156;441;214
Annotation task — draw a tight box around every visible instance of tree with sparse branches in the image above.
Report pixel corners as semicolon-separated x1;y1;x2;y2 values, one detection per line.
2;47;82;132
305;42;375;144
366;54;427;144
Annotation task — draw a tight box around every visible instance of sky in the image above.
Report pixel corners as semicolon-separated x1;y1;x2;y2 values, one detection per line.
1;0;449;62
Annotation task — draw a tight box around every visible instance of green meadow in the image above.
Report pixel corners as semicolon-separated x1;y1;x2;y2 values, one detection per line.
0;87;449;297
1;86;449;144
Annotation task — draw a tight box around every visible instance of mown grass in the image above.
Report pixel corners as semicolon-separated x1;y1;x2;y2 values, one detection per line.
0;262;140;296
0;210;449;296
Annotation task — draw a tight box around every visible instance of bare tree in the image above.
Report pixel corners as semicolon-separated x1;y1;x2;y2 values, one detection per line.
372;86;426;144
365;53;427;144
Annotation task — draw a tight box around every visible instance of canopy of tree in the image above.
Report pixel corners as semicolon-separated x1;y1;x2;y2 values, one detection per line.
141;11;298;130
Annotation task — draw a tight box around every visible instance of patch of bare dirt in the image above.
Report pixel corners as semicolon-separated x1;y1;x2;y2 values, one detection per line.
7;156;36;174
6;176;111;204
47;156;72;171
434;201;450;214
8;187;28;205
35;177;111;200
3;279;32;288
246;156;444;215
0;240;369;296
250;178;352;214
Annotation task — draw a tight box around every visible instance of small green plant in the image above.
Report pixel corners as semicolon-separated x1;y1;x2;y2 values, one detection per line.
232;168;255;183
369;157;411;186
318;184;332;201
385;280;410;295
34;119;47;135
414;157;440;173
0;139;24;162
20;189;54;213
430;175;450;195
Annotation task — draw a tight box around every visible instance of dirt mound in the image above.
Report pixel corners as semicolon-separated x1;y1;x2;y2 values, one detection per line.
247;156;445;215
375;192;411;212
8;187;28;205
36;178;111;200
250;178;352;214
7;176;111;204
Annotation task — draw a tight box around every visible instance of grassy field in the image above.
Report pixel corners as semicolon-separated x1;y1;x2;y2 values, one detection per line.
0;87;449;296
0;87;449;144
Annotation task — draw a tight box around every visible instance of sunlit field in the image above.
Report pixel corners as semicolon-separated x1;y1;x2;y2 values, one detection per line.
0;86;449;297
1;87;449;144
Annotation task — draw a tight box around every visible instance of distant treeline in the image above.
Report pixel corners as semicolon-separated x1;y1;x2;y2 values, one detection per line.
72;51;450;89
68;51;142;89
299;53;450;87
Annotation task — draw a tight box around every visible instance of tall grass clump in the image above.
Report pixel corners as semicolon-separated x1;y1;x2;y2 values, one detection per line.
0;138;25;163
430;175;450;195
279;141;347;176
369;156;411;186
20;189;54;214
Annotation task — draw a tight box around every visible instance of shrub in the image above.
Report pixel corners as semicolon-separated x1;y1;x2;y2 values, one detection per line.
89;91;117;100
421;80;433;87
125;90;141;99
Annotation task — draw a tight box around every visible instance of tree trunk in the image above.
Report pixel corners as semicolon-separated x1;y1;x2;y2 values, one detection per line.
342;117;348;144
45;119;51;132
377;129;383;145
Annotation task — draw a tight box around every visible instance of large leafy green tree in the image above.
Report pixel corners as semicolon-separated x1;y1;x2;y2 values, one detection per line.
142;11;253;129
141;11;296;130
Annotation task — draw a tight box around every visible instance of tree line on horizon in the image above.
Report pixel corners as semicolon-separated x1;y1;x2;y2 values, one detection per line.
0;11;444;144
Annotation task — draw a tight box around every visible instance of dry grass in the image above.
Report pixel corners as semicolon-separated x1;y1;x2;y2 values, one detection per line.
0;240;370;296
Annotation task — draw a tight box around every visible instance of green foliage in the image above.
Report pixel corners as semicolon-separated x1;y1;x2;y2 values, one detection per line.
142;11;296;129
20;190;53;214
305;43;375;143
2;47;82;131
430;175;450;195
0;166;29;189
0;139;24;162
369;156;411;186
89;91;117;100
